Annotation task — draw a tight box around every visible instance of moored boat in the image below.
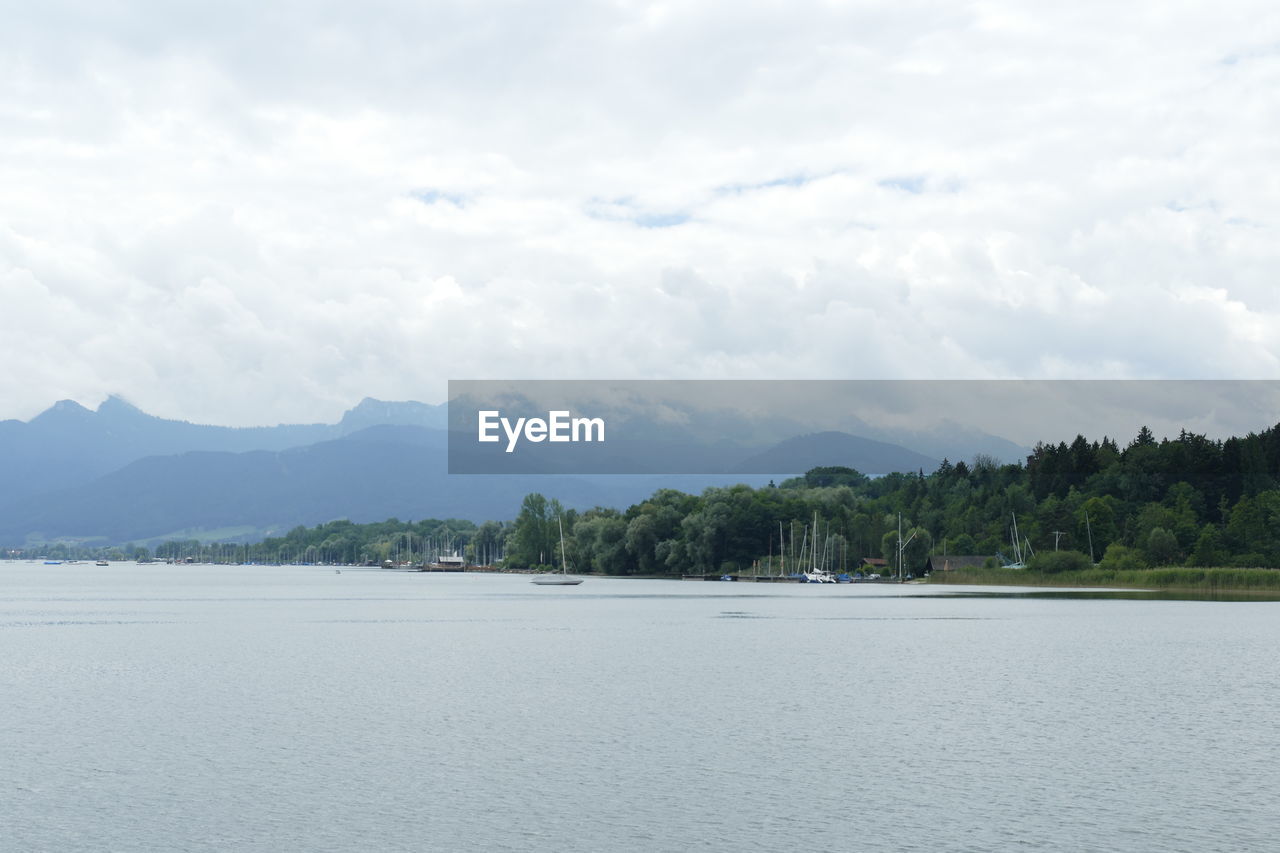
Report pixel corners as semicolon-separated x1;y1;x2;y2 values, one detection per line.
532;516;584;586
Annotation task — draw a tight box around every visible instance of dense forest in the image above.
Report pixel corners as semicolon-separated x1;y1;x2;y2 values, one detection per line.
13;422;1280;577
507;421;1280;576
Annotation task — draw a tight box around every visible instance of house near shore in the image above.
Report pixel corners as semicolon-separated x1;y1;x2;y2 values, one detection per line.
859;557;889;573
923;554;994;573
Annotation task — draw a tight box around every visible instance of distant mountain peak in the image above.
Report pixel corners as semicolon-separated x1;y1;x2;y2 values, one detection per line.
347;397;395;414
339;398;446;432
97;395;146;416
30;399;94;423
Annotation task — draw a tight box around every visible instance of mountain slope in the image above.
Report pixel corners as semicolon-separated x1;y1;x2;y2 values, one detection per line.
0;396;1022;546
0;426;777;544
731;431;940;475
0;396;447;505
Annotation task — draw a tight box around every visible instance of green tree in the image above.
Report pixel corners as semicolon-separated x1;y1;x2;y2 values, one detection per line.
881;526;931;576
472;520;505;566
511;493;556;567
1187;524;1225;567
1225;491;1280;564
947;532;978;555
625;511;683;575
1145;527;1180;566
803;466;869;489
1076;496;1118;559
573;510;631;575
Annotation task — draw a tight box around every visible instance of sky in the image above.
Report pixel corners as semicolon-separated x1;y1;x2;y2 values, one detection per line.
3;1;1280;427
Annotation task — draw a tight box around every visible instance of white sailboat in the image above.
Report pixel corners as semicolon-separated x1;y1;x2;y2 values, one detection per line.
531;516;584;585
804;512;836;583
1000;513;1031;569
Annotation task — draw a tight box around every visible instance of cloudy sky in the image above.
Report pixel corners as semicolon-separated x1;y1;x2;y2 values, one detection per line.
3;1;1279;426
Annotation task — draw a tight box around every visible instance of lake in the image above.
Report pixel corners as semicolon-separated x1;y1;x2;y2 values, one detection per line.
4;563;1278;851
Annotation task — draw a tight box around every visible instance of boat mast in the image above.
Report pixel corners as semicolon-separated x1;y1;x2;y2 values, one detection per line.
779;521;785;577
1085;509;1095;563
558;516;568;575
813;511;820;572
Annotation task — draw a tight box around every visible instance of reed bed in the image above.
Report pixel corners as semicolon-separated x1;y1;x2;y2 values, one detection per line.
930;566;1280;591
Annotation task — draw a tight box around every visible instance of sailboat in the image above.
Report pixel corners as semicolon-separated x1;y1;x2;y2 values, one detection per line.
1000;513;1031;569
804;512;836;583
531;517;584;585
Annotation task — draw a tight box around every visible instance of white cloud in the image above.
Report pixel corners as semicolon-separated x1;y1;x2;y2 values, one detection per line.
2;0;1279;425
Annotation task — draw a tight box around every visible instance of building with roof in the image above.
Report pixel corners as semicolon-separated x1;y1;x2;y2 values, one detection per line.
923;554;995;573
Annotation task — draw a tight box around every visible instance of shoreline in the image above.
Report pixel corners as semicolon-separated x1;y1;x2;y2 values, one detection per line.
926;566;1280;598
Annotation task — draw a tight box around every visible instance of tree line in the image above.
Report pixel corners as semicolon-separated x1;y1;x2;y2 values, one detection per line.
14;421;1280;576
5;517;500;566
507;421;1280;576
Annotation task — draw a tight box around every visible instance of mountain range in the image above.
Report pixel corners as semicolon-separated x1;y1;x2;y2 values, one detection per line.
0;396;1027;547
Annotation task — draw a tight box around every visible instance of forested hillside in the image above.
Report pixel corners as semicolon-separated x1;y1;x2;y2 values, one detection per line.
19;422;1280;578
508;422;1280;575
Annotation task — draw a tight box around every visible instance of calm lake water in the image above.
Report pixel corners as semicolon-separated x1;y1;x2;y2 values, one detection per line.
4;563;1279;852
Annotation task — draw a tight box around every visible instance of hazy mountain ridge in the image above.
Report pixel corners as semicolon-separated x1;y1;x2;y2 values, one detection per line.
0;397;1026;546
0;425;777;545
731;431;939;476
0;395;448;505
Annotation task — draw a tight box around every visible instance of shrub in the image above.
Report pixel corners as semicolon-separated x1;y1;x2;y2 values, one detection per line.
1098;543;1148;572
1029;550;1093;574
